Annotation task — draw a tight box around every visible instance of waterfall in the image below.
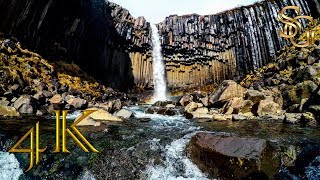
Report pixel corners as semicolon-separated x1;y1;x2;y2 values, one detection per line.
151;24;168;102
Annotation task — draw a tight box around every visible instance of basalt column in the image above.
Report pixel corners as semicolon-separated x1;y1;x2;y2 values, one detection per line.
158;0;320;89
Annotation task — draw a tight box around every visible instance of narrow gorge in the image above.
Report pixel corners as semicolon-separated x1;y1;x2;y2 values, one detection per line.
1;0;320;90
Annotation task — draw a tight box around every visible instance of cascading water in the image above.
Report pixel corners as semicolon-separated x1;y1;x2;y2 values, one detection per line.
151;24;168;102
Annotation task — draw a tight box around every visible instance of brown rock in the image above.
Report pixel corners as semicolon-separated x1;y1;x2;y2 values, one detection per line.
179;94;193;106
255;99;281;117
246;90;265;104
49;94;63;104
209;80;246;106
187;133;277;179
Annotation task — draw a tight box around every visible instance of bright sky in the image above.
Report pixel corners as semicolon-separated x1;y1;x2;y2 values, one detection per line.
110;0;261;23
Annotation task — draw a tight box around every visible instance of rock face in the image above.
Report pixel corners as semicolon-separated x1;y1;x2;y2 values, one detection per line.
0;0;319;90
187;132;279;179
159;0;320;88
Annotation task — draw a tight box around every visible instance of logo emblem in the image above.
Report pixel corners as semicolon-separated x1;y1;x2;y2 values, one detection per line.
9;110;99;172
278;6;315;47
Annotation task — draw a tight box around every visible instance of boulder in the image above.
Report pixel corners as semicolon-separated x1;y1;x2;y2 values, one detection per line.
76;117;101;127
154;101;175;107
146;107;155;114
246;90;265;104
0;98;10;106
209;80;246;106
187;133;277;179
213;114;232;121
157;108;175;116
223;97;253;115
115;109;133;119
49;94;63;104
179;95;193;106
255;99;282;117
84;108;122;122
66;97;87;109
185;102;203;113
301;112;317;127
232;114;248;121
165;104;176;108
191;107;213;119
284;113;302;124
13;95;34;114
0;105;20;117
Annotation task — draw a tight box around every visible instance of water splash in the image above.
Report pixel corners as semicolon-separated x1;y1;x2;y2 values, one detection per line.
0;152;23;180
151;24;168;102
146;133;209;180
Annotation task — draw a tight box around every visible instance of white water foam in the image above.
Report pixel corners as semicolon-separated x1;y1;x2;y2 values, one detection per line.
146;133;209;180
151;24;168;103
79;169;96;180
0;152;23;180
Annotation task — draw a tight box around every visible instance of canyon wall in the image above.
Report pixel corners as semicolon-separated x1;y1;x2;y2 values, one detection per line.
0;0;320;90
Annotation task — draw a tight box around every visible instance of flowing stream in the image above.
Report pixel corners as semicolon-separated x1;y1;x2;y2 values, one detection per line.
150;24;168;102
1;105;320;179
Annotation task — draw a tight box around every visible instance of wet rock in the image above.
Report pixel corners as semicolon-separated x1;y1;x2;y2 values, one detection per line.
232;114;248;121
213;114;232;121
157;108;175;116
76;117;101;127
139;118;151;123
153;101;175;107
84;108;122;122
301;112;317;127
165;104;176;108
260;114;285;121
0;105;20;117
146;107;155;114
115;109;133;119
187;133;275;179
209;80;246;106
179;95;193;106
284;113;302;124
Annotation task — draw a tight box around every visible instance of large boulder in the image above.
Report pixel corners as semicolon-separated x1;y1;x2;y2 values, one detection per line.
115;109;133;119
187;133;279;179
84;108;122;122
246;90;266;104
255;99;282;117
179;95;193;106
222;97;253;115
157;108;176;116
185;102;203;113
209;80;246;106
0;105;20;117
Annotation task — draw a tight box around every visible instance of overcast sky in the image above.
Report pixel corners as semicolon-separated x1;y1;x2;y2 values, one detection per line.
109;0;261;23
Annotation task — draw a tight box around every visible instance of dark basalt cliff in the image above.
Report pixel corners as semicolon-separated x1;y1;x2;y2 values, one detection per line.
0;0;320;90
158;0;320;88
0;0;151;90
